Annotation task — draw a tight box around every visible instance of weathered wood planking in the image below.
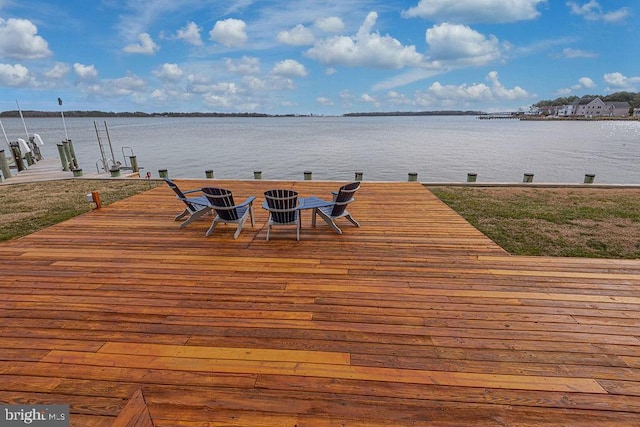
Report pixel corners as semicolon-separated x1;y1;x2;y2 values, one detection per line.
1;180;639;426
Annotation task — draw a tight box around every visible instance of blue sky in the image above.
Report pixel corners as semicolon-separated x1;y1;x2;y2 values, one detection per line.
0;0;637;115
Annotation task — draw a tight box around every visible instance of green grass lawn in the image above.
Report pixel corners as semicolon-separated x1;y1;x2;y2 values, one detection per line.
429;186;640;259
0;179;160;241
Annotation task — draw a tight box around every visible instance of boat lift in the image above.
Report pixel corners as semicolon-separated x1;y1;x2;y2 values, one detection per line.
94;121;141;176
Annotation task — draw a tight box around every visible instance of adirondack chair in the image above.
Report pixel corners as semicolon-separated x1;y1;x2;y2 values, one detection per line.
164;178;211;228
202;187;255;239
312;182;360;234
263;189;300;241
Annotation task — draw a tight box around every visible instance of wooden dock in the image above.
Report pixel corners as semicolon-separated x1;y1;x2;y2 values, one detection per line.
1;180;639;426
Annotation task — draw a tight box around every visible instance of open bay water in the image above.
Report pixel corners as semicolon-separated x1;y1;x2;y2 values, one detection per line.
1;115;639;183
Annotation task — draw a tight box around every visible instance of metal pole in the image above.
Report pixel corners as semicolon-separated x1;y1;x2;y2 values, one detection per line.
58;97;69;141
16;100;30;142
104;121;116;166
0;119;10;148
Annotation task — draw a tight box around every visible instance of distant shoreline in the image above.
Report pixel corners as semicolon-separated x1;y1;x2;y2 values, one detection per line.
1;110;636;121
0;110;484;119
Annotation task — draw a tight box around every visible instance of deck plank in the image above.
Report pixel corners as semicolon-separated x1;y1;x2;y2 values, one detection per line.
1;180;639;426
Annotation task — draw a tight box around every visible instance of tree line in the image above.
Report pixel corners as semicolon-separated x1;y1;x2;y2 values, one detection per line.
535;91;640;108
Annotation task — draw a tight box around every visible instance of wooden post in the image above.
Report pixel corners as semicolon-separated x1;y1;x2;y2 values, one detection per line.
10;142;25;172
62;140;74;169
304;171;312;180
57;144;69;171
91;191;101;209
523;173;534;183
67;139;78;168
467;173;477;182
158;169;168;178
254;171;262;179
72;168;83;177
25;151;35;166
0;150;11;179
408;172;418;182
584;174;595;184
355;172;363;181
205;170;214;179
129;156;139;172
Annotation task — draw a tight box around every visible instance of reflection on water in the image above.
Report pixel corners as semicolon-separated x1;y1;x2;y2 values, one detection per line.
1;116;639;183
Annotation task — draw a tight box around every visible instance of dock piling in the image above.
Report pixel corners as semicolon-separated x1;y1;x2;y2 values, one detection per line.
57;144;68;171
355;172;363;181
584;174;595;184
304;171;312;180
523;173;534;183
159;169;168;178
467;173;477;182
9;142;26;172
254;171;262;180
0;150;11;179
129;156;139;173
205;170;214;179
408;172;418;182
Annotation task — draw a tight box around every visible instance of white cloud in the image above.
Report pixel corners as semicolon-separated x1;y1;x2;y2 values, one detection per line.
211;82;240;95
567;1;630;23
73;63;98;80
277;24;314;46
0;18;52;59
0;63;34;87
306;12;423;69
578;77;596;88
153;63;183;82
373;68;443;91
403;0;546;23
558;47;598;59
123;33;159;55
386;91;412;106
417;71;531;107
186;73;212;94
556;76;597;95
360;93;380;108
45;62;71;79
226;56;261;75
316;96;333;106
426;23;502;66
176;21;202;46
315;17;344;33
271;59;308;78
108;74;147;96
603;72;640;91
243;76;267;91
210;18;248;48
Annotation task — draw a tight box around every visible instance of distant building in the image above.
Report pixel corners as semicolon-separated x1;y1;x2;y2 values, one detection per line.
538;97;633;118
557;104;575;116
572;97;606;117
604;101;631;117
537;106;557;116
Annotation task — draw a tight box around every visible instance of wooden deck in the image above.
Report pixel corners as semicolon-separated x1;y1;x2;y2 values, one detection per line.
1;180;639;426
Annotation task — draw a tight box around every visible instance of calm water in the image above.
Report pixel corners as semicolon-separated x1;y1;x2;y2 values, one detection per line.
2;115;639;183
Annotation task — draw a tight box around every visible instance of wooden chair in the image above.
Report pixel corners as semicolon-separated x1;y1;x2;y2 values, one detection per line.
202;187;255;239
164;178;211;228
263;189;300;241
312;182;360;234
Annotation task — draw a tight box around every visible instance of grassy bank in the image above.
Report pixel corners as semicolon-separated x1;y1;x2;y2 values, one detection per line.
429;186;640;259
0;179;161;241
1;180;639;259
